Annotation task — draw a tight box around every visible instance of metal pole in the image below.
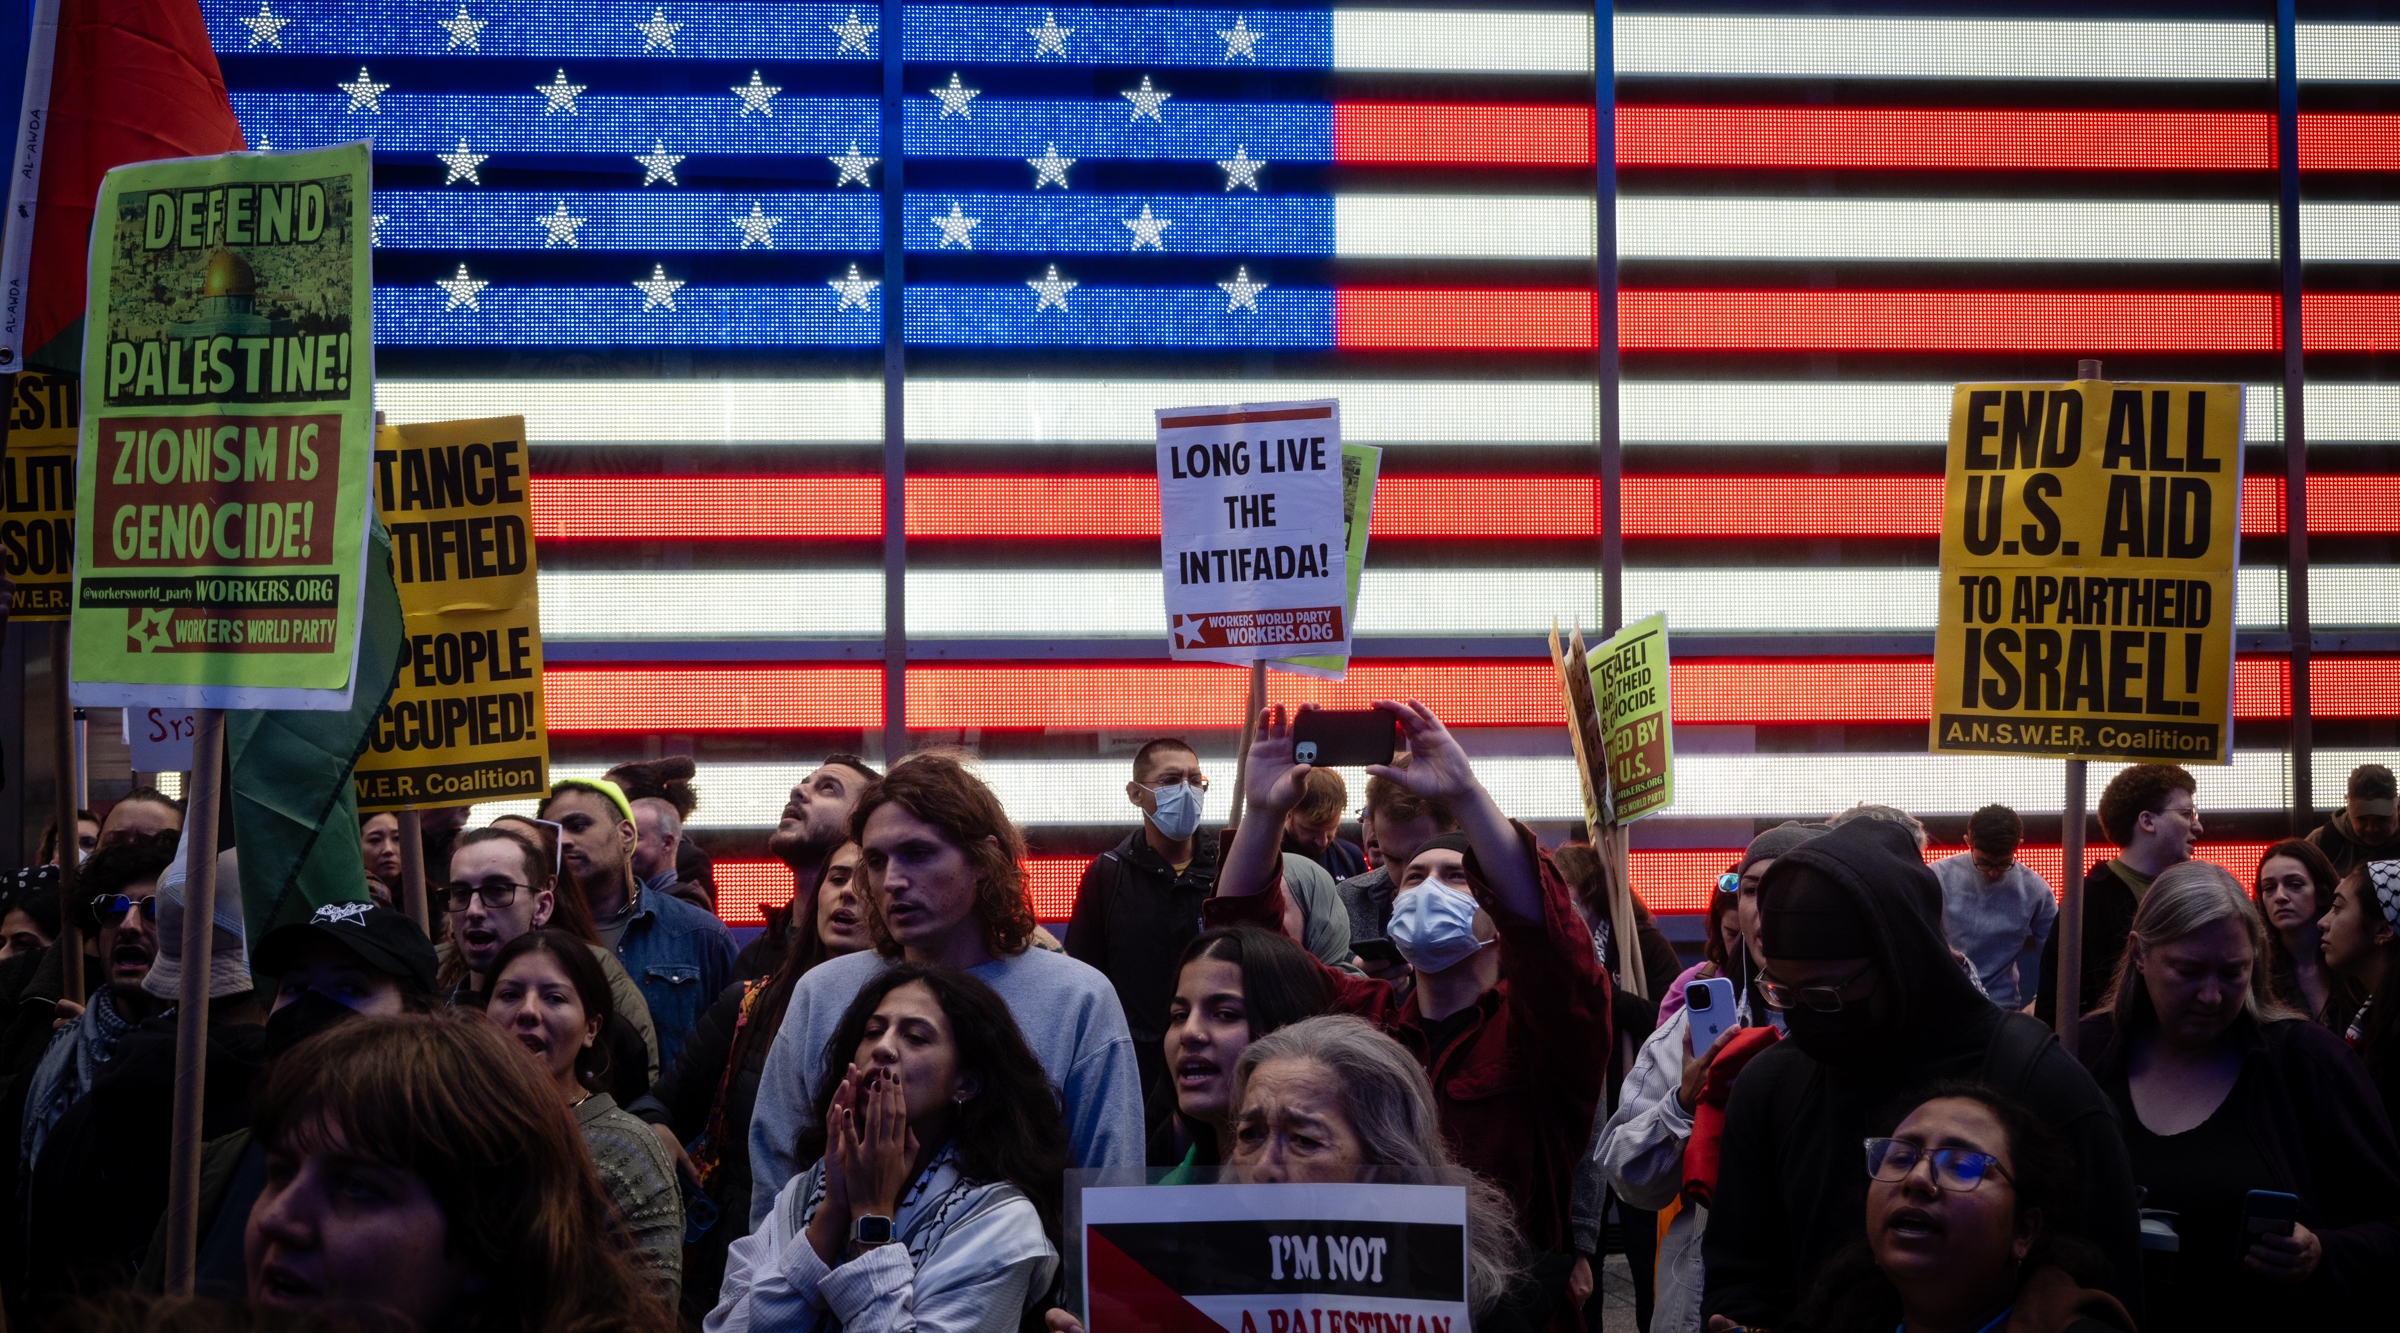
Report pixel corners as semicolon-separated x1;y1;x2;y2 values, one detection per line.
878;0;908;768
1595;1;1622;636
48;621;82;1001
71;707;86;809
162;707;225;1295
2054;357;2103;1039
2273;0;2313;835
395;807;429;934
1229;660;1267;832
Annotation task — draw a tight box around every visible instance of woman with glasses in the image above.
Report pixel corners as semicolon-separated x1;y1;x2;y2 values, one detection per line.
1753;1084;2132;1333
438;826;661;1097
2076;859;2400;1329
487;929;684;1304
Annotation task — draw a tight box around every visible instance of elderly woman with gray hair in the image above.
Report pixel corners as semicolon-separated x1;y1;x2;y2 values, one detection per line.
2073;859;2400;1330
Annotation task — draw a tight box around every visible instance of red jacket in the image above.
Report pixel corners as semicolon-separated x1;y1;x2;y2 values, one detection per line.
1204;825;1611;1254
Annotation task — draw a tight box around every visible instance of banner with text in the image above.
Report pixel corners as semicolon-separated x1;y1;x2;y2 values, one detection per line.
1932;380;2242;764
3;371;79;619
1080;1180;1469;1333
71;141;375;710
1589;612;1675;822
1159;399;1351;665
353;416;547;811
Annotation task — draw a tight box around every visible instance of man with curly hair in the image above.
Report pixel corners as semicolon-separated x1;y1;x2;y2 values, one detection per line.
745;754;1143;1227
2035;763;2200;1023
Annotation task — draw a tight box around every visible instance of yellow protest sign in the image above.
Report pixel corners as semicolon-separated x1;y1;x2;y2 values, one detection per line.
353;416;548;810
3;371;80;620
1932;380;2242;764
1590;612;1675;822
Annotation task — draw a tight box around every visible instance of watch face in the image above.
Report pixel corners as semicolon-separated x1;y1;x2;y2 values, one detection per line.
853;1214;894;1244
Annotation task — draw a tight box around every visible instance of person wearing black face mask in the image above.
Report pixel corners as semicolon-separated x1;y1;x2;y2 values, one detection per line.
1699;819;2145;1333
134;902;439;1300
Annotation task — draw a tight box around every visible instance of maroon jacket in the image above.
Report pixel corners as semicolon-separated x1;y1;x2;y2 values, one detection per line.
1204;825;1611;1254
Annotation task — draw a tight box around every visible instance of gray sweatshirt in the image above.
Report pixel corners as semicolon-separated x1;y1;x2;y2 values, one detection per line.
1929;853;2058;1011
747;945;1144;1228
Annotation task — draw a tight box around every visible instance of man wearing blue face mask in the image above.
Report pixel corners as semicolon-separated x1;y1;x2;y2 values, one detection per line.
1066;738;1222;1107
1205;701;1611;1325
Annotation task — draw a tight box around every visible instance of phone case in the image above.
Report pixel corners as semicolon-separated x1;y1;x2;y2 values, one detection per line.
1291;708;1397;768
1687;978;1737;1057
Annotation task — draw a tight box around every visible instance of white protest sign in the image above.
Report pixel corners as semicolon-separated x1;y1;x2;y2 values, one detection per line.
1157;399;1350;665
123;704;198;771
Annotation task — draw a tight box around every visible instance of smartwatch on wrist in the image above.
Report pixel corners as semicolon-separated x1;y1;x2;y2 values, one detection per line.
851;1214;895;1247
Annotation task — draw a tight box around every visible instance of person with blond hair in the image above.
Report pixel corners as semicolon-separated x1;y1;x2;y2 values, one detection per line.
2075;860;2400;1327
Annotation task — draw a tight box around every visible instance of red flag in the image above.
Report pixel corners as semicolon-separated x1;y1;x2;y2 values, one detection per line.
3;0;244;368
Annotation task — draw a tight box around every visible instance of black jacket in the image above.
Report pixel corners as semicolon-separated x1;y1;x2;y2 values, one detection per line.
1700;821;2145;1328
2077;1010;2400;1324
2309;810;2397;882
2034;860;2140;1026
1063;828;1218;1046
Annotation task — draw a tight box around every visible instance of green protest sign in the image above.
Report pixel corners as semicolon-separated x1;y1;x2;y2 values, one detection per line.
1272;442;1381;679
70;142;374;710
1588;612;1675;823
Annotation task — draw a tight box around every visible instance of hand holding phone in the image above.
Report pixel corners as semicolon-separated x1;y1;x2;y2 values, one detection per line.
2238;1190;2321;1283
1685;977;1738;1059
1291;706;1398;768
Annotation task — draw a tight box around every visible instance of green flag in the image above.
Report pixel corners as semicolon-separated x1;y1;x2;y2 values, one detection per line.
229;522;404;948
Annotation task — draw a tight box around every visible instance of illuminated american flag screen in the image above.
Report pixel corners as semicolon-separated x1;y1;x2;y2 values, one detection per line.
202;2;2400;922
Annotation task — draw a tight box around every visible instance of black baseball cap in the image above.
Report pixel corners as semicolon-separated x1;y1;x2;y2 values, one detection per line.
253;902;440;997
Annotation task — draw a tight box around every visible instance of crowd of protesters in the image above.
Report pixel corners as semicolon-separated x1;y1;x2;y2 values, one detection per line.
0;712;2394;1333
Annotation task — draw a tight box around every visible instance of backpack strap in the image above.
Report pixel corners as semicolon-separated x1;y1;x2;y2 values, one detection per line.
1979;1011;2061;1095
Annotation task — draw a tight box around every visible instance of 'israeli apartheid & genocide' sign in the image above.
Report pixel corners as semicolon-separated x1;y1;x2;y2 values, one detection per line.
71;141;375;710
1159;399;1352;665
1932;380;2241;763
353;415;548;811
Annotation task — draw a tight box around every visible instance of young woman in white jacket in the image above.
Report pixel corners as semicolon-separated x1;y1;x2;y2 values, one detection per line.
710;963;1067;1333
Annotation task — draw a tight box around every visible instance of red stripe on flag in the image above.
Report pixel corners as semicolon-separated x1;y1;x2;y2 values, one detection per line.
1617;291;2398;353
1336;289;1597;348
1335;103;1596;165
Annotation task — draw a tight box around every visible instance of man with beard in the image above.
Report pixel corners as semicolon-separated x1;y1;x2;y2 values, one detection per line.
540;777;735;1067
1699;818;2144;1330
12;833;174;1181
739;754;879;978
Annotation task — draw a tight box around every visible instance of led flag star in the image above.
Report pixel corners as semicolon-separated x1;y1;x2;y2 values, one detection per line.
1025;11;1073;57
732;202;782;248
635;6;681;53
931;202;979;248
254;135;274;151
241;1;289;49
1218;265;1268;312
129;608;176;654
439;139;488;184
828;263;879;311
1122;204;1170;251
1121;75;1170;122
636;140;684;186
1027;264;1076;312
338;67;390;113
634;264;685;311
369;213;388;245
1027;143;1074;189
439;3;486;51
1218;16;1263;61
828;9;875;55
437;264;488;311
538;201;587;247
828;142;878;187
732;71;780;117
931;73;980;118
1217;145;1263;191
536;70;585;114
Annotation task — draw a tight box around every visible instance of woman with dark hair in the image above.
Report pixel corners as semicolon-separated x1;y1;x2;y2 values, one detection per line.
245;1012;673;1333
486;930;683;1301
2321;861;2400;1121
1763;1083;2131;1333
1150;926;1335;1179
2252;838;2361;1027
712;963;1067;1333
629;841;873;1320
2078;861;2400;1328
359;812;403;910
0;885;59;961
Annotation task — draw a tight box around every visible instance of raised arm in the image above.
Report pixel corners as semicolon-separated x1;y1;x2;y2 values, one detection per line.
1364;701;1541;922
1216;704;1319;899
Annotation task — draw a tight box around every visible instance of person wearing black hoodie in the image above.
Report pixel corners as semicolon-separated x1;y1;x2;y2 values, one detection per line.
1699;818;2144;1330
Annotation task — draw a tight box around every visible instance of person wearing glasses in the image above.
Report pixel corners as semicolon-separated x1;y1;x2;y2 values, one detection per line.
2075;861;2400;1329
1733;1085;2134;1333
1064;737;1223;1105
437;826;660;1096
1700;818;2145;1332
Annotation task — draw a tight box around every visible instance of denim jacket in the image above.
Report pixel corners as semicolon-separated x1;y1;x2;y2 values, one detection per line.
617;886;739;1071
